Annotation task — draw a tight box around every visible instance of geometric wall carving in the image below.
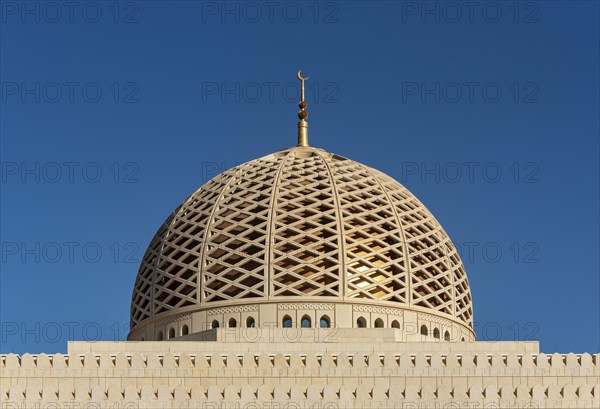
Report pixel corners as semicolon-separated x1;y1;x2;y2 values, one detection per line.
418;313;458;328
279;304;334;310
353;305;404;315
209;305;259;314
155;314;190;327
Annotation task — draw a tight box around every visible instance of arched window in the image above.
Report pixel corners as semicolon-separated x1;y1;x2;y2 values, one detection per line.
433;328;440;339
181;325;189;336
420;325;428;336
374;318;384;328
301;315;311;328
444;331;450;341
246;316;256;328
168;327;175;339
228;318;237;328
157;331;163;341
319;315;330;328
356;317;367;328
212;320;220;329
461;337;465;341
282;315;292;328
391;320;400;329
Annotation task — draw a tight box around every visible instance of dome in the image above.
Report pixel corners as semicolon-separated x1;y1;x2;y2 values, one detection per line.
128;146;474;341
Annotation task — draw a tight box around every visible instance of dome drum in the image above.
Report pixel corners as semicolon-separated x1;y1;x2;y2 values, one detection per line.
128;301;475;342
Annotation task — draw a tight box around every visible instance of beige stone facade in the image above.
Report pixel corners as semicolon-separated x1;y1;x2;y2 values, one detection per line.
1;329;599;408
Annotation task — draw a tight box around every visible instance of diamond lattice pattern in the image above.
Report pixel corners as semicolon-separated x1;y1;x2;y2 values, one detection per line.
130;147;473;329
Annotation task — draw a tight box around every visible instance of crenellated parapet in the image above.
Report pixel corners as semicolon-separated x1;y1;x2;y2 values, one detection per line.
2;350;599;374
1;340;599;408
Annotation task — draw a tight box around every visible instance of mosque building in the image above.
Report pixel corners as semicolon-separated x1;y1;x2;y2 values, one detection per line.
1;72;598;409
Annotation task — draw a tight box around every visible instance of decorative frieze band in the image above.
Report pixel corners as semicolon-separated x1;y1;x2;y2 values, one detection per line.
418;313;455;328
278;303;334;310
208;305;259;315
155;314;190;327
353;305;404;315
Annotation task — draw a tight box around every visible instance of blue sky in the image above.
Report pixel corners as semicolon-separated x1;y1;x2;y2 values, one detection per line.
1;0;598;354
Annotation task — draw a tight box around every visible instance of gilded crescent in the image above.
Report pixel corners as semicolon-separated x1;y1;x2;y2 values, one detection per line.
297;69;309;81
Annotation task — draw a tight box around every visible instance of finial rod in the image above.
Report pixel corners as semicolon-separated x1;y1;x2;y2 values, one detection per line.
297;69;309;147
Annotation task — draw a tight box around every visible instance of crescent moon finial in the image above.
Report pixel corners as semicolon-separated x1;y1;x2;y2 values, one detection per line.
297;69;310;81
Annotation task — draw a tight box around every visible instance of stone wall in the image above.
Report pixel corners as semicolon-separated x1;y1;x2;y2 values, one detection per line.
1;336;598;408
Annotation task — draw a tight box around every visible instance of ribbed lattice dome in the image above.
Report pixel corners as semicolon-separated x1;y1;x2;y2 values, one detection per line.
129;146;473;340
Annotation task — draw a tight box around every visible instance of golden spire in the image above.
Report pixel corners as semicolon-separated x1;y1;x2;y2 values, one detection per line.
297;69;309;147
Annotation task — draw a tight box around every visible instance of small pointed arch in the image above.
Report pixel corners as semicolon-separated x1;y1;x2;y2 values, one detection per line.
301;315;311;328
246;316;256;328
282;315;292;328
211;320;220;329
228;318;237;328
420;325;428;336
391;320;400;329
356;316;367;328
319;315;331;328
181;325;189;336
433;328;440;339
444;331;450;341
374;318;384;328
168;327;175;339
